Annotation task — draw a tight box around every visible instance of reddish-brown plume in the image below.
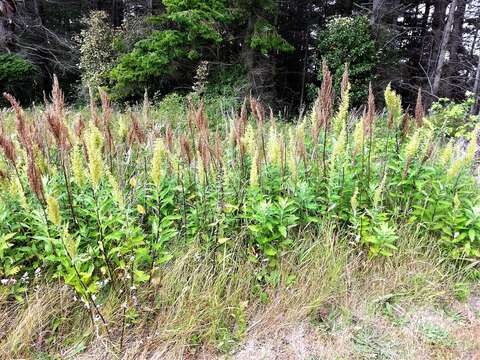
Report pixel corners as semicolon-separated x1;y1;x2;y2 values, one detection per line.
127;113;146;147
180;136;193;165
400;113;410;136
46;109;70;151
74;115;86;139
3;92;34;156
0;130;17;165
165;124;174;153
313;61;334;140
195;101;209;135
250;96;265;127
27;158;44;202
214;130;223;166
364;83;375;137
415;87;424;128
100;89;114;155
51;75;65;120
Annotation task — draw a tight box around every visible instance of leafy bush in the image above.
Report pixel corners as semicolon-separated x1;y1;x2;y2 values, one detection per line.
429;96;478;138
317;16;377;106
77;11;118;91
0;54;37;105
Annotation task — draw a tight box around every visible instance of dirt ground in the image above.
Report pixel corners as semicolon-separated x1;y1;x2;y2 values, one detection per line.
213;294;480;360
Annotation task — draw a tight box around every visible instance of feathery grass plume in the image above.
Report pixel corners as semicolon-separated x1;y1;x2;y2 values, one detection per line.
99;89;113;157
364;84;375;137
27;159;44;202
250;96;265;128
415;87;424;128
400;114;411;136
127;113;146;147
249;148;259;187
151;139;165;187
195;101;209;136
333;64;351;135
165;123;174;153
180;136;193;165
440;140;454;166
46;194;61;226
45;109;70;151
384;84;402;129
51;75;65;120
74;115;86;140
213;130;224;166
71;145;86;187
85;123;104;190
352;117;365;156
3;93;34;156
0;130;17;166
197;150;206;185
107;171;124;209
373;174;387;208
313;60;334;141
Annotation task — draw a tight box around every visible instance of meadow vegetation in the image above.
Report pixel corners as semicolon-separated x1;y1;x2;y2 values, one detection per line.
0;64;479;358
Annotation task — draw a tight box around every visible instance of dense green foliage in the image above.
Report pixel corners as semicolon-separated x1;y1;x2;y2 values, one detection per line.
317;16;378;106
0;54;37;105
429;96;479;139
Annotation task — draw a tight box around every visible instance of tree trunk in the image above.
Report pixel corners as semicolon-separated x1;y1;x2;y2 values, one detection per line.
0;0;16;52
32;0;43;24
472;56;480;115
146;0;153;14
432;0;457;98
429;0;448;75
445;0;466;98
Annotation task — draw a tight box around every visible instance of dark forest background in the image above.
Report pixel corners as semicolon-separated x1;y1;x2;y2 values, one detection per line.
1;0;479;115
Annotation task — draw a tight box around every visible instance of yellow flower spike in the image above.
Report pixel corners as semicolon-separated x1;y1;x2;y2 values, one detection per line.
151;139;165;188
353;119;365;156
267;127;281;167
447;158;463;181
107;171;124;209
333;82;350;135
384;83;402;122
47;194;61;226
404;130;421;162
331;127;346;164
440;140;454;166
71;146;85;187
85;123;104;190
129;177;137;188
137;204;146;215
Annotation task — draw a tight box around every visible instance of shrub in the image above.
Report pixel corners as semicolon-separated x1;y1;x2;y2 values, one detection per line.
0;54;37;105
316;16;377;106
429;96;478;139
